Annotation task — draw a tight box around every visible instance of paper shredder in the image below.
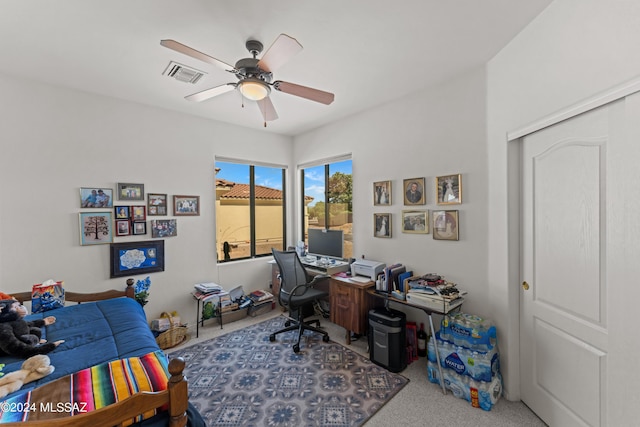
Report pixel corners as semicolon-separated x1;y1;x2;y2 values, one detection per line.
368;307;406;372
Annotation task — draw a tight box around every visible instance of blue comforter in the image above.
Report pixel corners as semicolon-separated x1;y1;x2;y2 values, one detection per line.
0;297;159;392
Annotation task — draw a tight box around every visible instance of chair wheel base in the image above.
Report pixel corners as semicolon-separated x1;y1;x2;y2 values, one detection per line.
293;344;300;353
323;335;330;342
269;334;276;342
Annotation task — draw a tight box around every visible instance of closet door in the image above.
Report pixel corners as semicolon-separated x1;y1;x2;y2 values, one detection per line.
520;104;612;426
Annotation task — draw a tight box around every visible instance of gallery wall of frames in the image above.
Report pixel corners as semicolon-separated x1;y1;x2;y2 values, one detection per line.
372;174;462;241
78;183;201;277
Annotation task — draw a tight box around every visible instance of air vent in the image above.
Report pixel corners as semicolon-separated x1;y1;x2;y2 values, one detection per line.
162;61;206;84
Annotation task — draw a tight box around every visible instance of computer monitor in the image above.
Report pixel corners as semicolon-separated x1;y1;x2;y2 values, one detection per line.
307;228;344;260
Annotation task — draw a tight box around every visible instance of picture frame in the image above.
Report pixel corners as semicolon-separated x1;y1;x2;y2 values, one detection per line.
79;212;113;245
80;187;113;208
114;205;130;219
174;195;200;216
151;219;177;238
132;221;147;235
373;180;392;206
109;240;165;278
115;219;130;236
402;210;429;234
403;177;426;205
131;205;146;221
374;213;391;238
433;210;459;241
436;174;462;205
147;193;168;216
117;183;145;201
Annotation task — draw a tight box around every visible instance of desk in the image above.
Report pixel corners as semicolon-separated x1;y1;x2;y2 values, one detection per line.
367;289;463;394
330;276;375;344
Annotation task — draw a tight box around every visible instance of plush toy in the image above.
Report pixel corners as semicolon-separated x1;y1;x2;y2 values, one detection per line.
0;355;55;398
0;299;64;358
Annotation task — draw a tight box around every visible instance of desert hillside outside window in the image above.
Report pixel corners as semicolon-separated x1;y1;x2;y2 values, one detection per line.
215;161;286;262
301;159;353;259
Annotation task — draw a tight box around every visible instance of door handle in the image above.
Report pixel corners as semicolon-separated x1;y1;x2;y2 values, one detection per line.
522;281;530;291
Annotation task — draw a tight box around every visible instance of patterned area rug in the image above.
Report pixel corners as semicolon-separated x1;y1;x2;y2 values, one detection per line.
169;316;408;426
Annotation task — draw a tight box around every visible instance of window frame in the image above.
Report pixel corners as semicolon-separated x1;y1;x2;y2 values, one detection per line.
215;159;287;263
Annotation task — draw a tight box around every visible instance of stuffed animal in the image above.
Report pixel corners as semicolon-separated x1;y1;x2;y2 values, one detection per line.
0;299;64;358
0;354;55;398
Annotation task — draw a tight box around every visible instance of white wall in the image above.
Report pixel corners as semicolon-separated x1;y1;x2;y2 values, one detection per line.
487;0;640;404
294;70;490;333
0;73;292;324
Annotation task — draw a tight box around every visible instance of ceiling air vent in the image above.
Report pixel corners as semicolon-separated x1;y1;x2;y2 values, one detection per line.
163;61;206;84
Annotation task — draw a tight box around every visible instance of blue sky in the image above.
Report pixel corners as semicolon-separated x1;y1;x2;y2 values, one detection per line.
215;160;351;206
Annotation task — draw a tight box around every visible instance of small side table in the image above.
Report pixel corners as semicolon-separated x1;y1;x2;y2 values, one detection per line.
192;292;222;338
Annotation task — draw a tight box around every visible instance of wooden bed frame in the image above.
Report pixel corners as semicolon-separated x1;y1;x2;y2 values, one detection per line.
5;280;189;427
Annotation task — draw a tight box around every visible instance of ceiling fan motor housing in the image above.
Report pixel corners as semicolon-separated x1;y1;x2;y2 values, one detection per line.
235;58;272;83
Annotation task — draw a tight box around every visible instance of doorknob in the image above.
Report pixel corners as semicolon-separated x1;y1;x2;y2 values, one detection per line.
522;281;530;291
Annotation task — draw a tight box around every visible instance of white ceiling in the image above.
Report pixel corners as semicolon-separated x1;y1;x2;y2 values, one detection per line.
0;0;552;136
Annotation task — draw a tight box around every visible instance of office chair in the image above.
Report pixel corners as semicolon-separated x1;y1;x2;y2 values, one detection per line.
270;249;330;353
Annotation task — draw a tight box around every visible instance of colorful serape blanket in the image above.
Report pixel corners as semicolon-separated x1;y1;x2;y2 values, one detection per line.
0;350;169;425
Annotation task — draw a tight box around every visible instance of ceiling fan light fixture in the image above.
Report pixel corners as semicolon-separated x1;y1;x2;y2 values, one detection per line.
238;79;270;101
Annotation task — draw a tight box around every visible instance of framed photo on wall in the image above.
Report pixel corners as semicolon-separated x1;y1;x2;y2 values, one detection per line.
174;195;199;216
80;187;113;208
131;205;146;221
402;210;429;234
433;210;459;241
110;240;164;278
132;221;147;235
114;206;130;219
403;177;426;205
374;213;391;238
147;193;168;216
373;180;391;206
117;183;145;201
436;174;462;205
115;219;130;236
79;212;113;245
151;219;177;238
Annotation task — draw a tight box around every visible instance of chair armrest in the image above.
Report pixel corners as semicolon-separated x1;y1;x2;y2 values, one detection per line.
309;274;330;287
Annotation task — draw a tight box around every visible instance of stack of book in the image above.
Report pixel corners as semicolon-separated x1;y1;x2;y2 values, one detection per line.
404;274;464;312
248;290;275;317
249;290;274;304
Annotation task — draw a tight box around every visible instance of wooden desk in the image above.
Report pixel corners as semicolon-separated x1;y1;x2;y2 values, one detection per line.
330;276;376;344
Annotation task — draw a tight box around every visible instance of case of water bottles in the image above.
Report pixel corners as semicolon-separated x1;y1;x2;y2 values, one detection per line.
427;311;502;410
427;331;499;382
439;312;497;351
427;360;502;411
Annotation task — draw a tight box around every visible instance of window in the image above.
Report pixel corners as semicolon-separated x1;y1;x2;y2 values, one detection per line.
215;160;286;262
301;159;352;259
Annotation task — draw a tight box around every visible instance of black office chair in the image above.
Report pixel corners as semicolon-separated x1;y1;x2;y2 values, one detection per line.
270;249;330;353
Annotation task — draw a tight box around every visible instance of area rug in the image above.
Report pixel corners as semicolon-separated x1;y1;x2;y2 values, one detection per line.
169;315;408;426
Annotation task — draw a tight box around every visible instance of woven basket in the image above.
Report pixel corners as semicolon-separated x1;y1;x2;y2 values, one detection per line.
155;311;188;350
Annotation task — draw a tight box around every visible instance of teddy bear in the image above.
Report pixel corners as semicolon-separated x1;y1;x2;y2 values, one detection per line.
0;299;64;358
0;354;55;398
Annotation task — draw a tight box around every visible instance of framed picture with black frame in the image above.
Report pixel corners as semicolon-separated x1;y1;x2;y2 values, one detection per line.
110;240;164;278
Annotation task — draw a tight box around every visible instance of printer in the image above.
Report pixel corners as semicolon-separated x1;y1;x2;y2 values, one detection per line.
352;259;386;281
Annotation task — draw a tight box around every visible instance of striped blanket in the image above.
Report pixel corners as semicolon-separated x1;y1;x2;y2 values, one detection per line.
0;350;169;425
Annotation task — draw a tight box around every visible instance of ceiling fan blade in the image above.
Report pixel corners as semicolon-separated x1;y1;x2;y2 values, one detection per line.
257;34;303;73
273;81;335;105
160;39;235;72
257;96;279;124
185;83;235;102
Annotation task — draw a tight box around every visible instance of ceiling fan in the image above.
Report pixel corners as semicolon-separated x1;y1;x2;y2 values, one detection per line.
160;34;335;126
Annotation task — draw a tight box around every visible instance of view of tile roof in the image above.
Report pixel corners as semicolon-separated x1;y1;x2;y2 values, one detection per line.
217;180;313;202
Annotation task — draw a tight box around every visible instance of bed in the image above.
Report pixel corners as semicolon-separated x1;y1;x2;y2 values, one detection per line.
0;284;202;427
